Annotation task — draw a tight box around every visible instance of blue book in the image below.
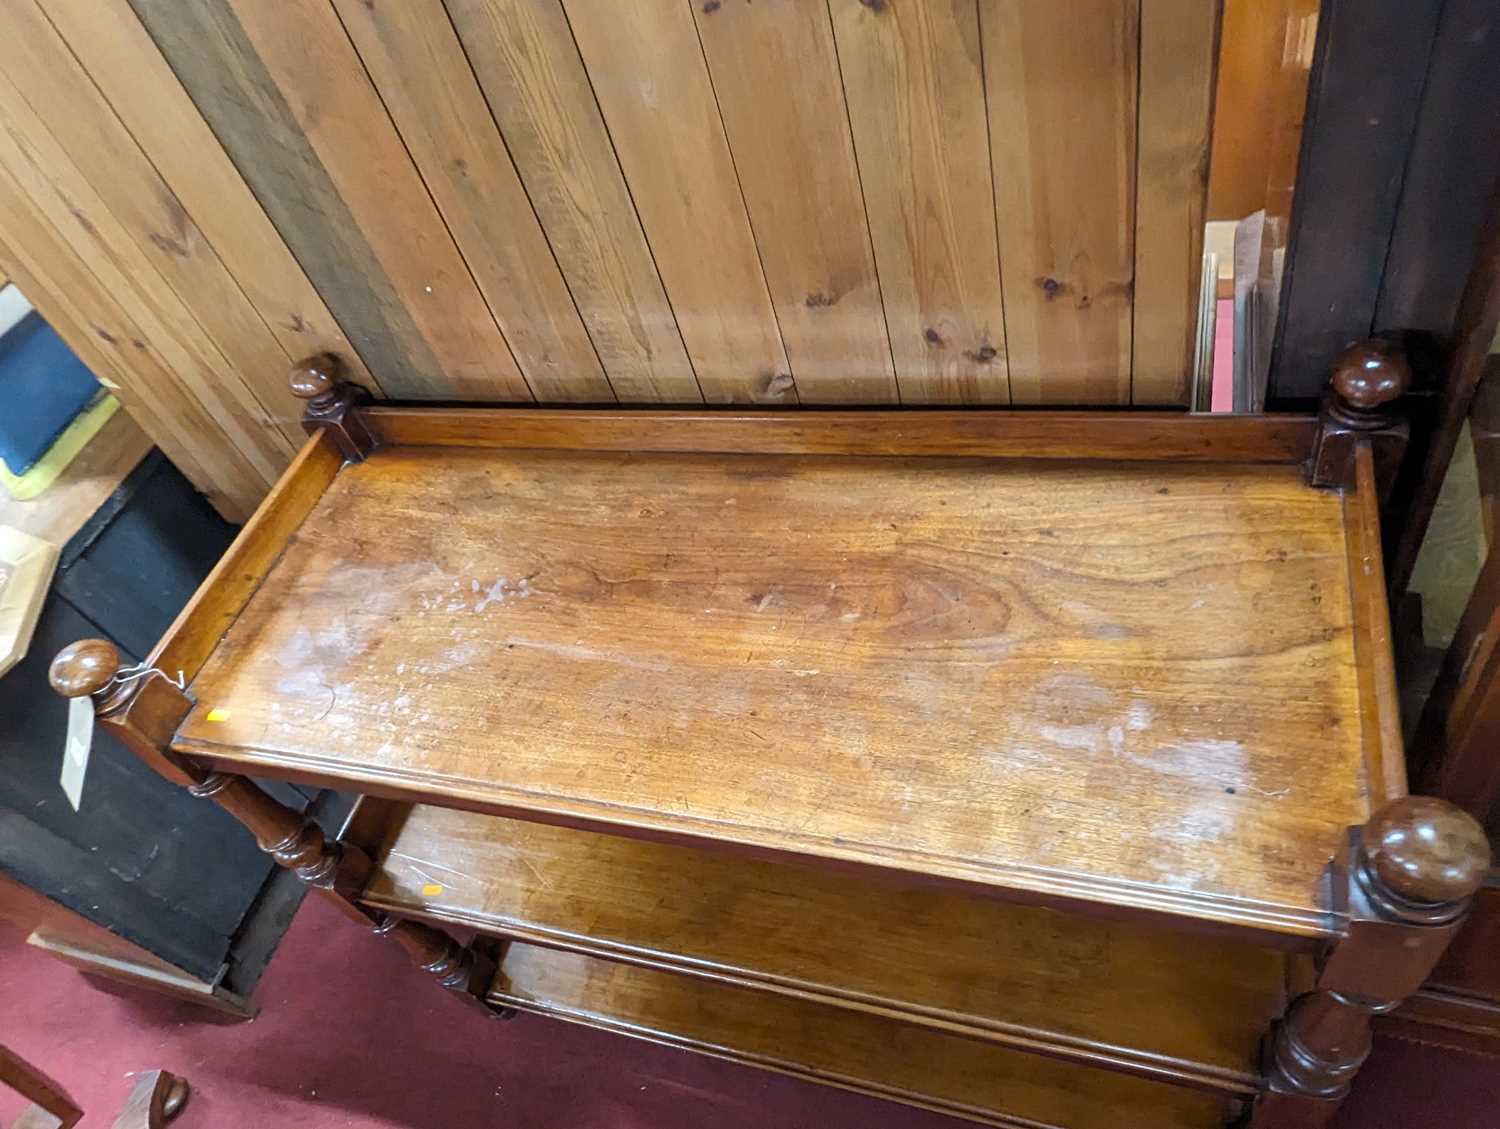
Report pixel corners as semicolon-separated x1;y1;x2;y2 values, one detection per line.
0;312;101;477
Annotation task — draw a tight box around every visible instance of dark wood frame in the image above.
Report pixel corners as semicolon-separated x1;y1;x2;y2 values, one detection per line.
0;1046;188;1129
1;1044;82;1129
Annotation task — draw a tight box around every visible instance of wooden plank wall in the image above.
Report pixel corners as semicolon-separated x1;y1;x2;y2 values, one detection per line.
0;0;1219;518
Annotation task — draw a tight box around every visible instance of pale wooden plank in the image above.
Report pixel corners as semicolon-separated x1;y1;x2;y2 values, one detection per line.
221;0;532;402
332;0;613;403
560;0;791;404
1132;0;1218;405
446;0;701;403
34;0;380;396
129;0;529;401
0;198;263;521
981;0;1138;404
0;0;304;450
0;66;291;489
128;0;453;397
692;0;898;403
830;0;1010;404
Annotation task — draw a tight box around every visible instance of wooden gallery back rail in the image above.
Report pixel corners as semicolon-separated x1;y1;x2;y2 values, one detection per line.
48;345;1490;1129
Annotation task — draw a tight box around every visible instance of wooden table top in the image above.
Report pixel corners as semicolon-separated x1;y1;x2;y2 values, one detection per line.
175;445;1367;938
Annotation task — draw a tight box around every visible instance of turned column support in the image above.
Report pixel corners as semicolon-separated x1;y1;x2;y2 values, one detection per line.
1307;339;1412;503
50;639;373;901
373;914;515;1019
1251;796;1490;1127
289;353;376;462
49;639;507;1017
185;772;371;899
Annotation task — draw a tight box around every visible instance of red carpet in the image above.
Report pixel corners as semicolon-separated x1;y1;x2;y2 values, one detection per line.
1;893;1495;1127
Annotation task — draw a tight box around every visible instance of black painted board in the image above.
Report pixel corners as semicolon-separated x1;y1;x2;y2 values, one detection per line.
1374;0;1500;354
54;452;234;660
1266;0;1441;402
0;598;275;981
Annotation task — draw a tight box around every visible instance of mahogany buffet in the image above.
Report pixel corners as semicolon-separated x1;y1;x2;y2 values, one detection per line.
50;347;1490;1128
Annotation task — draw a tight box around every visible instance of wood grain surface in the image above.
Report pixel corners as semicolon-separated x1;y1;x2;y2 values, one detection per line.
0;123;268;519
0;0;302;454
150;431;343;685
487;942;1236;1128
982;0;1138;404
829;0;1010;404
1;0;1220;512
127;0;527;401
0;216;242;518
1344;442;1407;804
1132;0;1218;405
561;0;791;404
364;406;1320;462
177;445;1367;938
331;0;612;403
692;0;898;403
362;802;1286;1092
445;0;701;403
0;33;294;486
34;0;377;397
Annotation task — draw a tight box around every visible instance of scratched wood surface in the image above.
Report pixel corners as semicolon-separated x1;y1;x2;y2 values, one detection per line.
361;802;1287;1092
487;942;1236;1128
177;445;1366;938
0;0;1216;514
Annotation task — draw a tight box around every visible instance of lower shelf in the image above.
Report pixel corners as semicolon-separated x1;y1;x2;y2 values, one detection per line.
352;801;1289;1093
488;941;1241;1129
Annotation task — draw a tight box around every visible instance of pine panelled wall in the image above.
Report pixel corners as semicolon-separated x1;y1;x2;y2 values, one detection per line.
0;0;1218;520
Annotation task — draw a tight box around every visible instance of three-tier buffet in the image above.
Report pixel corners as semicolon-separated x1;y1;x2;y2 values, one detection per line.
50;351;1490;1129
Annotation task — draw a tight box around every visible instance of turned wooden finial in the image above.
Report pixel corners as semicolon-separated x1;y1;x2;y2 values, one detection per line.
288;352;342;403
1359;796;1490;908
287;352;376;461
1327;339;1412;421
49;638;121;699
1308;338;1412;496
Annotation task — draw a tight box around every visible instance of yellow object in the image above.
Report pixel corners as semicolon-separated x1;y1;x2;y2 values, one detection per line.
420;884;444;897
0;392;119;501
205;707;232;723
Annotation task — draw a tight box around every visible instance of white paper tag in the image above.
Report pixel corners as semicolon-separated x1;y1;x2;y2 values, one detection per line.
61;696;94;811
